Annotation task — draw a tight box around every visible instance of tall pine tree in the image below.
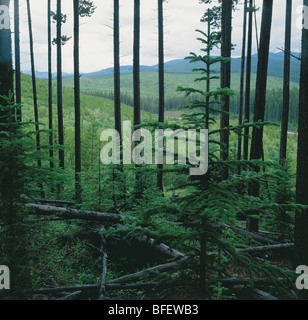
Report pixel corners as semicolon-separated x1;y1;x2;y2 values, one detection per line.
248;0;273;232
295;0;308;267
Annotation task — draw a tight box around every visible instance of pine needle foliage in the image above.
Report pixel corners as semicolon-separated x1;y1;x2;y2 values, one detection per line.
100;24;298;299
0;95;63;293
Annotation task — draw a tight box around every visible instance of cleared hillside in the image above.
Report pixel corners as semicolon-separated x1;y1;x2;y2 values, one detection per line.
62;71;298;99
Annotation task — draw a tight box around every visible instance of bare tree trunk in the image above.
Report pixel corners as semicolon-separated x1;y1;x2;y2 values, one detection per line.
248;0;273;232
57;0;65;170
279;0;292;166
243;0;253;161
114;0;121;142
26;0;42;172
0;0;13;116
295;0;308;267
237;0;247;166
14;0;21;120
157;0;165;192
47;0;54;169
220;0;232;180
74;0;82;202
133;0;141;128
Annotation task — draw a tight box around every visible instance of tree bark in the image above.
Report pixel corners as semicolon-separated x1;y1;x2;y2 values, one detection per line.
0;0;13;113
220;0;232;180
14;0;21;120
243;0;253;160
295;0;308;267
157;0;165;192
25;203;124;224
248;0;273;232
47;0;54;169
133;0;141;127
114;0;121;146
74;0;82;201
237;0;247;165
57;0;65;170
279;0;292;166
26;0;42;176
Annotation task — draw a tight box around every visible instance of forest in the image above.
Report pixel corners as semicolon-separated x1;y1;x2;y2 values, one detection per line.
0;0;308;302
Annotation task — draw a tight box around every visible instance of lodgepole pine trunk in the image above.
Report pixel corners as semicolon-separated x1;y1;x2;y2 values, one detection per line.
47;0;54;169
220;0;232;180
295;0;308;267
279;0;292;166
74;0;82;202
248;0;273;232
14;0;21;120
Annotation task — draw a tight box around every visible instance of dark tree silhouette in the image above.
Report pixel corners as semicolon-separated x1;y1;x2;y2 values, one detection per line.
57;0;65;170
279;0;292;166
243;0;254;161
26;0;41;169
157;0;165;192
0;0;13;113
74;0;81;201
73;0;96;201
14;0;21;120
248;0;273;232
133;0;141;128
295;0;308;267
237;0;247;165
220;0;232;180
48;0;54;169
114;0;121;147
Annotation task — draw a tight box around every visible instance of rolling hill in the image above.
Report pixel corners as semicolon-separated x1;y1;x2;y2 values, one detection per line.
26;51;301;84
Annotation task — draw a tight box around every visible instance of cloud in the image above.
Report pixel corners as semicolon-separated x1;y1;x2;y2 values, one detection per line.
11;0;303;73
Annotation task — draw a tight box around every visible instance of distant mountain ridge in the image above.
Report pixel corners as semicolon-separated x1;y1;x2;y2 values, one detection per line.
24;51;301;82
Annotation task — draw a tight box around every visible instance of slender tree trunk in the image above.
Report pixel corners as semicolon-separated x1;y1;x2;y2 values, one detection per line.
114;0;121;149
133;0;143;193
0;0;13;116
237;0;247;166
220;0;232;180
74;0;82;202
279;0;292;166
14;0;21;120
57;0;65;170
26;0;41;171
157;0;165;192
133;0;141;128
248;0;273;232
47;0;54;169
295;0;308;267
243;0;253;161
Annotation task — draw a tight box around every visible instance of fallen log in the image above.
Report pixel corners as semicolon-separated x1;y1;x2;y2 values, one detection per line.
220;277;287;287
251;288;279;300
218;222;279;245
38;199;75;206
25;206;186;260
57;290;82;300
108;257;189;285
25;203;124;224
236;243;294;254
26;285;99;295
26;281;199;296
98;227;108;301
114;223;186;260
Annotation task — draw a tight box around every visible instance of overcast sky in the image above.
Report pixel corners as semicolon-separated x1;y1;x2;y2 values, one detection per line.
11;0;303;74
